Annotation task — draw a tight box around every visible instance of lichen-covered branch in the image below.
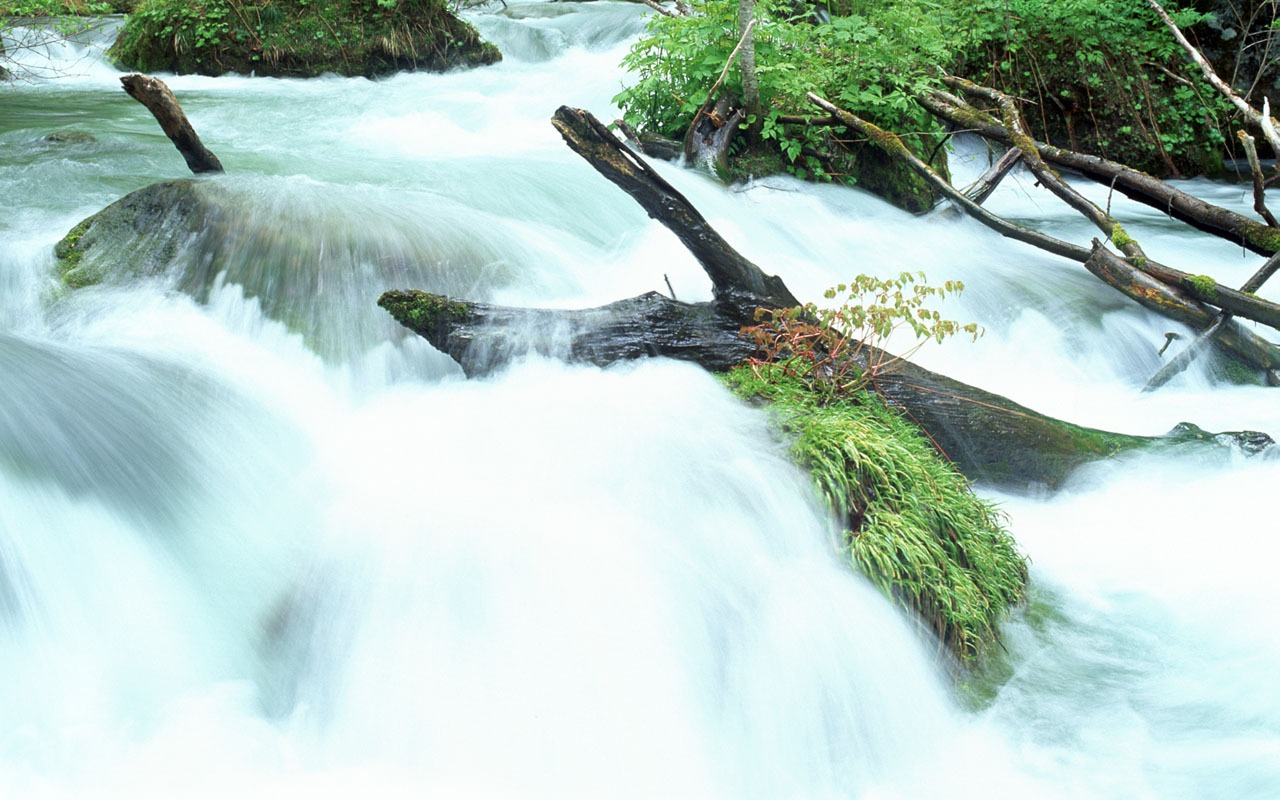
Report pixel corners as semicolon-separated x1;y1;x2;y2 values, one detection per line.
808;91;1280;373
943;76;1149;262
919;90;1280;256
1085;241;1280;371
806;92;1092;262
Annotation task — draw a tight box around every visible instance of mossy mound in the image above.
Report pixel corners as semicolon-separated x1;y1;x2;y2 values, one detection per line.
108;0;500;78
723;362;1028;665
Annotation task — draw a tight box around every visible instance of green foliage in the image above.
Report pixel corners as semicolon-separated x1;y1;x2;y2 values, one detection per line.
616;0;1236;189
726;271;1022;662
721;363;1027;663
109;0;499;77
741;272;981;401
949;0;1232;174
615;0;951;183
1;0;110;15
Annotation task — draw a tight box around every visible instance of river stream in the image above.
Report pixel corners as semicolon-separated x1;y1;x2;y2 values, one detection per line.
2;4;1277;798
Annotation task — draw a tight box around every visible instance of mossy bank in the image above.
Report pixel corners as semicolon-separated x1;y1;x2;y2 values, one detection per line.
108;0;499;78
722;362;1029;665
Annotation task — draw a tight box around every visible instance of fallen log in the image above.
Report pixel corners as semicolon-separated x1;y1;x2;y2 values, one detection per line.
380;107;1273;491
551;106;797;313
120;73;224;175
920;88;1280;256
378;290;754;376
804;92;1280;373
962;147;1021;205
1084;240;1280;371
376;287;1198;489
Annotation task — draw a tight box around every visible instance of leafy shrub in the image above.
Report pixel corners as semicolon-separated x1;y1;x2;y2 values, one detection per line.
616;0;1238;188
616;0;952;185
949;0;1234;174
741;272;981;401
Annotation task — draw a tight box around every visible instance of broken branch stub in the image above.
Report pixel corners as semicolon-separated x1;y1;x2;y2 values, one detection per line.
550;106;797;315
120;73;224;175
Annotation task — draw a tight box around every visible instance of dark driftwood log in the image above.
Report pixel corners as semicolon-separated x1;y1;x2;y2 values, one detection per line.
375;291;1134;487
378;289;1271;489
379;107;1273;491
551;106;797;314
378;290;754;376
120;73;224;174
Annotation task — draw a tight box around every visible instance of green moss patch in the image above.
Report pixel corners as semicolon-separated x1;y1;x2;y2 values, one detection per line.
377;289;473;334
108;0;499;78
52;179;216;289
722;361;1028;665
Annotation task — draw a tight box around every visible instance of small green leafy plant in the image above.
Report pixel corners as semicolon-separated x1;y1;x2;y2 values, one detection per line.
742;271;981;401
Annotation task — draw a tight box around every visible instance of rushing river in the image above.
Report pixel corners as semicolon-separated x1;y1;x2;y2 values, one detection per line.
2;5;1278;797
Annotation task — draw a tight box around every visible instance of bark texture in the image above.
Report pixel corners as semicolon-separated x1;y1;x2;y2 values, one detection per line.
120;73;224;175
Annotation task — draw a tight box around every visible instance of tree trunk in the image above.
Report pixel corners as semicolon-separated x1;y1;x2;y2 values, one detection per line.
738;0;762;138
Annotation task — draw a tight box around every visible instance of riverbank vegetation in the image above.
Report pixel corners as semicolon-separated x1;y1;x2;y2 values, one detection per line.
0;0;133;77
615;0;1259;206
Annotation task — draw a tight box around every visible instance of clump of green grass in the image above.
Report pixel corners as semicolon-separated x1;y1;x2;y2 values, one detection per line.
723;361;1028;665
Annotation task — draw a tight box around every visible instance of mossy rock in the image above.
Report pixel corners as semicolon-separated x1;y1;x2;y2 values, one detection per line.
52;176;520;360
108;0;500;78
833;135;948;215
730;132;948;214
54;179;223;290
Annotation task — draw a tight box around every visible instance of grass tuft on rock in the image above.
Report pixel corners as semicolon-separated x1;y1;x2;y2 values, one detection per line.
723;360;1028;665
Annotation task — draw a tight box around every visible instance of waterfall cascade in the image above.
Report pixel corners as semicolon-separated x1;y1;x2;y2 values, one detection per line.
2;4;1277;797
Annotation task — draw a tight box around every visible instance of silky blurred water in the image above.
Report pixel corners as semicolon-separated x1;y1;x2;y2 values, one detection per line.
2;4;1278;797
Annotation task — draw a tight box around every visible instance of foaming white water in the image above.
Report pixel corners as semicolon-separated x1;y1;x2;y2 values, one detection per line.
4;2;1280;798
0;17;122;83
984;448;1280;798
1;343;1046;798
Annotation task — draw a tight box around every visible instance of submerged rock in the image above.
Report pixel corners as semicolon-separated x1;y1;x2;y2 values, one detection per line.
43;130;98;144
108;0;500;78
52;177;517;360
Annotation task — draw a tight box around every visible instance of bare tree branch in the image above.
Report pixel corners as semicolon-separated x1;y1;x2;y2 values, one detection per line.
1145;0;1280;156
